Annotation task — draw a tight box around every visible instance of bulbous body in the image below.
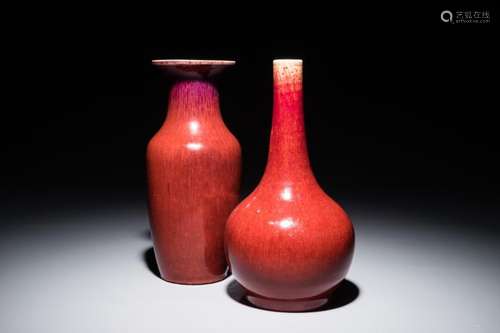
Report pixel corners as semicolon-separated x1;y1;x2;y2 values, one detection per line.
225;59;354;311
148;61;240;284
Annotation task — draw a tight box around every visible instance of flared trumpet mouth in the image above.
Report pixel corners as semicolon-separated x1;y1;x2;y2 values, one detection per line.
151;59;236;79
152;59;235;66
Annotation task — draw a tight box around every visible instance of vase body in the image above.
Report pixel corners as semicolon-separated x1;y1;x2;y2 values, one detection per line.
225;59;354;311
147;60;240;284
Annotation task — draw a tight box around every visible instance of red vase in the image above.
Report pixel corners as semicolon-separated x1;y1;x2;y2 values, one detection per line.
225;59;354;311
147;60;241;284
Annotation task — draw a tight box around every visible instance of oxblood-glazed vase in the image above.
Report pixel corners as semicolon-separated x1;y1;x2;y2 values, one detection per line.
225;59;354;311
147;60;241;284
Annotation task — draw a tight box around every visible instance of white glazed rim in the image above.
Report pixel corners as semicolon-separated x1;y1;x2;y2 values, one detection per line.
273;59;303;64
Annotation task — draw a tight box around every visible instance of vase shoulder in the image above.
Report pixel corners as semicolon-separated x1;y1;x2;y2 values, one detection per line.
228;181;351;234
147;121;240;158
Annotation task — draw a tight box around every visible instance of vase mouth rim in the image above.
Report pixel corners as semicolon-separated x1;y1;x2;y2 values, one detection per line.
152;59;236;79
152;59;235;66
273;59;303;64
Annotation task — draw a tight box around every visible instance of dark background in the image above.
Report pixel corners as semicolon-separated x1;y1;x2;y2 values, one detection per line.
2;4;498;209
1;6;499;330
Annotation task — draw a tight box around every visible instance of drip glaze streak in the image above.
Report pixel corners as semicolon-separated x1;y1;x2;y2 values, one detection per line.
225;60;354;311
148;62;240;284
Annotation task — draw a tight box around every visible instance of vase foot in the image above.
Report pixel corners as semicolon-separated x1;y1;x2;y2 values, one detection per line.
161;272;228;285
246;295;328;312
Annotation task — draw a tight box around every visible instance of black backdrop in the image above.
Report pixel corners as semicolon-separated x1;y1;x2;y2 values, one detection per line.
2;4;498;207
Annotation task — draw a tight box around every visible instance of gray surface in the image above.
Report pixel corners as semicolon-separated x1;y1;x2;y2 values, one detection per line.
1;195;499;332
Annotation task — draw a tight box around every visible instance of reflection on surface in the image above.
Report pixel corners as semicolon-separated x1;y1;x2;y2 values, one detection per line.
186;142;203;151
188;120;200;135
280;186;293;201
269;217;295;229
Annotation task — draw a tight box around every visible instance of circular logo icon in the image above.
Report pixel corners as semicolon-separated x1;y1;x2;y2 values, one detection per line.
441;10;453;23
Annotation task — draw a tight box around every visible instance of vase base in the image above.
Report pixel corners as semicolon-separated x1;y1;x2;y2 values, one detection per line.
161;273;228;285
246;295;328;312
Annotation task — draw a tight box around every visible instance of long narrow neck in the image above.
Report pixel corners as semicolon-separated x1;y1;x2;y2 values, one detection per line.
165;80;221;122
264;60;313;181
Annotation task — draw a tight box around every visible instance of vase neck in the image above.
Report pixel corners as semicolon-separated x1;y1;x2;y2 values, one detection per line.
166;80;221;122
263;60;314;182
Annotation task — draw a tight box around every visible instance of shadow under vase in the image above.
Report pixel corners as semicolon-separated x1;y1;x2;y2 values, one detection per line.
142;247;231;284
226;279;360;312
143;247;162;279
141;229;152;240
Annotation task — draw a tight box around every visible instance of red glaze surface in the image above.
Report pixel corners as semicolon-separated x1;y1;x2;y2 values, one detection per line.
225;59;354;311
148;61;240;284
